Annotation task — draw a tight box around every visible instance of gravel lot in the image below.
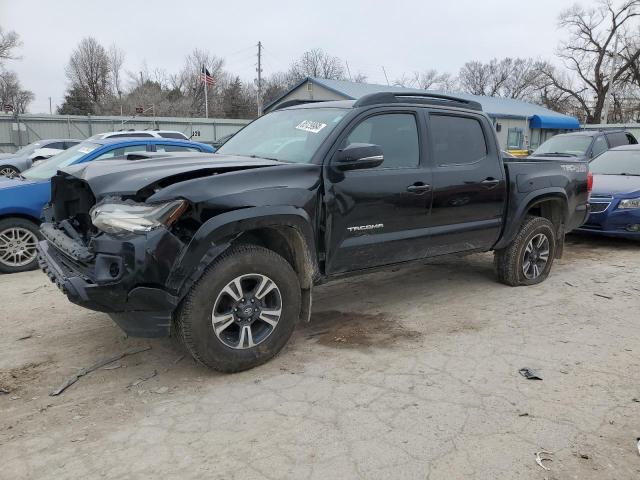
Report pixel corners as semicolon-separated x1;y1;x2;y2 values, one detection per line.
1;234;639;479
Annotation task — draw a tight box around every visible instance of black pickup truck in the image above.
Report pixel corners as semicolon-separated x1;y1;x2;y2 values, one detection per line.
38;92;590;372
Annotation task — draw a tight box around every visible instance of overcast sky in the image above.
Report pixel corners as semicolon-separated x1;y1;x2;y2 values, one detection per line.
1;0;596;113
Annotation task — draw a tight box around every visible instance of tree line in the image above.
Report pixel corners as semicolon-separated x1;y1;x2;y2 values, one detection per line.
4;0;640;123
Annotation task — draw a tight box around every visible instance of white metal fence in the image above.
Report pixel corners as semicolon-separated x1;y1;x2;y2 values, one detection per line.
0;113;252;153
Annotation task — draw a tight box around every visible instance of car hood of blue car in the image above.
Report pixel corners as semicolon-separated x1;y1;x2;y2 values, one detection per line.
592;174;640;198
0;176;45;190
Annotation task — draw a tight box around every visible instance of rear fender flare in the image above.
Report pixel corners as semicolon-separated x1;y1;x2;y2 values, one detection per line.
167;206;317;298
494;188;569;250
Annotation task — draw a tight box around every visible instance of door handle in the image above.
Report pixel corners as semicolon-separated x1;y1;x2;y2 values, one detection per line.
481;178;500;189
407;183;431;193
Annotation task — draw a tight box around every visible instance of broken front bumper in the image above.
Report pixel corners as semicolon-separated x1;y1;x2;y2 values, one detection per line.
37;223;184;337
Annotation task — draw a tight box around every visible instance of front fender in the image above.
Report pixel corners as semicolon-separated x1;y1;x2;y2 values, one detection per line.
494;188;569;250
166;205;317;297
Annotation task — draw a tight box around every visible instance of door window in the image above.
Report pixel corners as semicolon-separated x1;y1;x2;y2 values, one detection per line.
344;113;419;168
95;145;148;160
45;142;65;150
431;115;488;166
591;136;608;158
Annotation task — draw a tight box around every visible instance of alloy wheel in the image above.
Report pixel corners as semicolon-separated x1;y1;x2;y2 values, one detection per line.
211;273;283;349
0;227;39;268
0;167;18;178
522;233;550;280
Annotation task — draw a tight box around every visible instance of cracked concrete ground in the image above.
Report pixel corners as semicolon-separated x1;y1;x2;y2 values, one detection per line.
1;234;639;479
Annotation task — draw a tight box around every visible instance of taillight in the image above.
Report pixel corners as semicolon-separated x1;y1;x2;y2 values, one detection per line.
587;170;593;194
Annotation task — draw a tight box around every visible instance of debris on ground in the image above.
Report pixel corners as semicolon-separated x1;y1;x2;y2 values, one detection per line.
518;412;529;417
0;387;10;394
535;450;553;471
17;332;34;341
579;453;589;459
128;369;157;388
102;363;123;370
173;355;185;365
519;367;543;380
637;438;640;456
594;293;613;300
153;386;169;394
565;281;576;287
50;346;151;396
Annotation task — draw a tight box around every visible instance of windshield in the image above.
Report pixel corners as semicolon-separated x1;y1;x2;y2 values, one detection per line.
15;141;43;156
589;150;640;176
532;135;592;156
22;141;100;180
217;108;347;163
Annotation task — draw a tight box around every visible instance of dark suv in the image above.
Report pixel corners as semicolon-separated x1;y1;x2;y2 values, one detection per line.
530;130;637;160
38;92;590;372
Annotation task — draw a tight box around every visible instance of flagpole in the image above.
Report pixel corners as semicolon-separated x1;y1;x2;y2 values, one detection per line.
203;64;209;118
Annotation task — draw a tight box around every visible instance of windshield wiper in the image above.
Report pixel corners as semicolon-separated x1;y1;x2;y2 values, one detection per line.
247;154;283;162
534;152;576;157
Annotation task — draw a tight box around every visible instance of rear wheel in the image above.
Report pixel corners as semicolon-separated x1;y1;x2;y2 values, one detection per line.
176;244;301;372
0;166;19;178
494;216;556;286
0;218;42;274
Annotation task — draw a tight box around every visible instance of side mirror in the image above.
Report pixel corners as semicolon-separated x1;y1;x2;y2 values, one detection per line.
334;143;384;171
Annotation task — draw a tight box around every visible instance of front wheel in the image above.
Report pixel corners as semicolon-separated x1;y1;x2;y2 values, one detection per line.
0;165;19;178
176;244;301;372
494;216;557;286
0;218;42;274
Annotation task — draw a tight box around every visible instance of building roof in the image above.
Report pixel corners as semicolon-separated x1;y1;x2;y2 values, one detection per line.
265;77;580;128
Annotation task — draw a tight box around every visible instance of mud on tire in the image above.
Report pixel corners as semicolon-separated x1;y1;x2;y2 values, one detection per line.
176;244;301;372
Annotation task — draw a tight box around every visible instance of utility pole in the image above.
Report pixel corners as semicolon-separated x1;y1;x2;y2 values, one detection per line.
48;97;52;115
382;66;390;86
257;41;263;116
602;35;619;125
345;60;352;81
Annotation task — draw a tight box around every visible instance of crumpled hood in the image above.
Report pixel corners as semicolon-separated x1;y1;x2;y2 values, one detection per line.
592;174;640;197
60;154;285;198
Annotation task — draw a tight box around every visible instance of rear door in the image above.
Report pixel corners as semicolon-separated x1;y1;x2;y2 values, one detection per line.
325;109;432;274
425;111;506;256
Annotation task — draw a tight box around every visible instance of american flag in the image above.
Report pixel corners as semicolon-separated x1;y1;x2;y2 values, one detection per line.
201;66;215;86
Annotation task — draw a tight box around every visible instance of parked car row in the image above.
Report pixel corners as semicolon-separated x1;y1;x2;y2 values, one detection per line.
529;129;640;239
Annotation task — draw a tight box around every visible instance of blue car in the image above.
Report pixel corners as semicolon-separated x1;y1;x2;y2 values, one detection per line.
0;138;214;273
578;144;640;239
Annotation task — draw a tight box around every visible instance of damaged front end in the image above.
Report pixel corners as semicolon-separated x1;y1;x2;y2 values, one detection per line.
38;173;191;337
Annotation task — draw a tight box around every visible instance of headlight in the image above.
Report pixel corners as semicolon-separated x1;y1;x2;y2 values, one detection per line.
618;197;640;209
90;200;187;234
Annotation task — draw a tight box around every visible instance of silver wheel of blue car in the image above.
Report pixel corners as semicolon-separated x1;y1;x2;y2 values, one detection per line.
0;166;19;178
211;273;283;350
0;226;39;268
522;233;550;280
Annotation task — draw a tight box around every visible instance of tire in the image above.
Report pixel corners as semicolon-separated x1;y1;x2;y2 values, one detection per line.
494;216;557;286
0;165;19;178
0;218;42;274
176;244;301;372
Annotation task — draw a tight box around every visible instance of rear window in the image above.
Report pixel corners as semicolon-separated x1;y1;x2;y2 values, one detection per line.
158;132;188;139
430;115;487;166
606;132;631;148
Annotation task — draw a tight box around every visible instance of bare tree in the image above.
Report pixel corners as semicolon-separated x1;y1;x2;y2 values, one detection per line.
394;69;457;92
0;70;34;113
0;26;21;62
540;0;640;123
65;37;111;105
108;44;125;98
288;48;345;81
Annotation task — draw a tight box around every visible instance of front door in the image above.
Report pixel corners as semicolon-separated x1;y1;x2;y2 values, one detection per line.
324;110;432;274
425;112;506;256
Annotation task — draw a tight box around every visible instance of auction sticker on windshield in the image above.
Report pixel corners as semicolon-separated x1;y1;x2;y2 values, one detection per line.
296;120;327;134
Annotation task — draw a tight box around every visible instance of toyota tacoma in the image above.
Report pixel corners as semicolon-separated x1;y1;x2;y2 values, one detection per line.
37;92;591;372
